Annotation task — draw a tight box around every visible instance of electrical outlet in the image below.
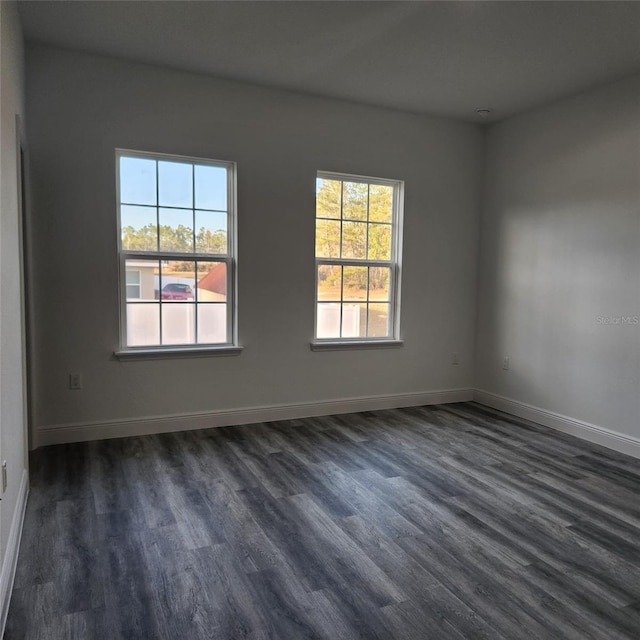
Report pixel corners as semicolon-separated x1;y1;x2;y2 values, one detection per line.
502;356;510;371
69;372;83;390
452;352;459;365
2;461;7;492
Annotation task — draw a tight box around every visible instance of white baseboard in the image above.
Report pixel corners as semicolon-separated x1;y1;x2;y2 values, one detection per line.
0;469;29;637
474;389;640;459
36;388;474;447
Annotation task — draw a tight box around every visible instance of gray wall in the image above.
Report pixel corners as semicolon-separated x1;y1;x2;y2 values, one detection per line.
476;74;640;441
26;45;483;440
0;0;28;576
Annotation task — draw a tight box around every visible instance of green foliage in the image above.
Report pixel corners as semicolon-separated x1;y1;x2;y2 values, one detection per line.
316;178;341;219
315;219;340;258
342;221;367;259
122;223;226;254
316;179;394;293
343;181;368;220
368;184;393;223
367;224;391;261
344;265;367;290
159;224;193;252
195;227;227;254
122;224;157;251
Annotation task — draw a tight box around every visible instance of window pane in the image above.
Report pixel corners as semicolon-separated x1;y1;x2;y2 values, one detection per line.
121;205;157;251
162;303;195;345
342;303;367;338
343;266;367;301
194;165;227;211
196;261;227;302
127;303;160;346
368;303;390;337
158;161;193;208
159;208;194;252
317;265;341;301
316;178;341;219
342;221;367;259
120;157;156;206
368;184;393;223
195;210;227;254
342;182;367;220
316;219;341;258
125;259;158;301
316;303;341;339
160;261;195;302
197;304;227;344
368;267;390;301
367;223;391;260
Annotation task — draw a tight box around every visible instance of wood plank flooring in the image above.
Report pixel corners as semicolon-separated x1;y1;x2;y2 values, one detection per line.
6;402;640;639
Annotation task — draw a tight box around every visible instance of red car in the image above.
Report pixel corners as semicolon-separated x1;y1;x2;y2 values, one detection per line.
161;283;194;300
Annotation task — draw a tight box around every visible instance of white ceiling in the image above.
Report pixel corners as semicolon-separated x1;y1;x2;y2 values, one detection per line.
18;1;640;122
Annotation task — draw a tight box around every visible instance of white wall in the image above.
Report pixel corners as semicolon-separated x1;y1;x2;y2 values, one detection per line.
0;0;29;625
476;74;640;445
26;45;483;443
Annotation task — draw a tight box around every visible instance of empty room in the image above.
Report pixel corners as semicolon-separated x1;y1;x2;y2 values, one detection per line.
1;1;639;638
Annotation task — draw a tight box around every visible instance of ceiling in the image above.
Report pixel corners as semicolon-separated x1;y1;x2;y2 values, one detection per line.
18;1;640;123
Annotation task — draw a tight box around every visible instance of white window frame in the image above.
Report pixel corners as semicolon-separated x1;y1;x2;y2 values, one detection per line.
313;170;404;349
115;149;240;357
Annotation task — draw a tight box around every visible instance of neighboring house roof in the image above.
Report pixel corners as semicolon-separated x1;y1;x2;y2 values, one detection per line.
197;263;226;295
125;260;157;269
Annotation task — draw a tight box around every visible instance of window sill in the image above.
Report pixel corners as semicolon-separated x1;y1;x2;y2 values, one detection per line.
310;340;404;352
114;345;243;361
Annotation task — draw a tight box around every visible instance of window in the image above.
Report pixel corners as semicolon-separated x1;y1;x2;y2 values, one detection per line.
314;171;403;343
125;269;141;299
117;150;236;351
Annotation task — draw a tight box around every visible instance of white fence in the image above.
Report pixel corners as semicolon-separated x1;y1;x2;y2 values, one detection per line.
317;303;360;338
128;301;360;345
127;303;226;346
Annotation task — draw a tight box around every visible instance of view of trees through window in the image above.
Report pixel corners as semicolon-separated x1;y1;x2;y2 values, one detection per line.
122;223;227;255
315;174;401;339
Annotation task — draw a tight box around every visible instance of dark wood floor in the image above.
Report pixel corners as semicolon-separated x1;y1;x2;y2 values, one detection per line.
5;402;640;639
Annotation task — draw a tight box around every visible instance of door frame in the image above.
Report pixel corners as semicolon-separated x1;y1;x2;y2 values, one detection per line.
16;114;34;453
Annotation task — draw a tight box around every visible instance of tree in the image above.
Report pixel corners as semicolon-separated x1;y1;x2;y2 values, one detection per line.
122;223;227;255
122;223;157;250
315;179;393;296
195;227;227;254
316;178;341;219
